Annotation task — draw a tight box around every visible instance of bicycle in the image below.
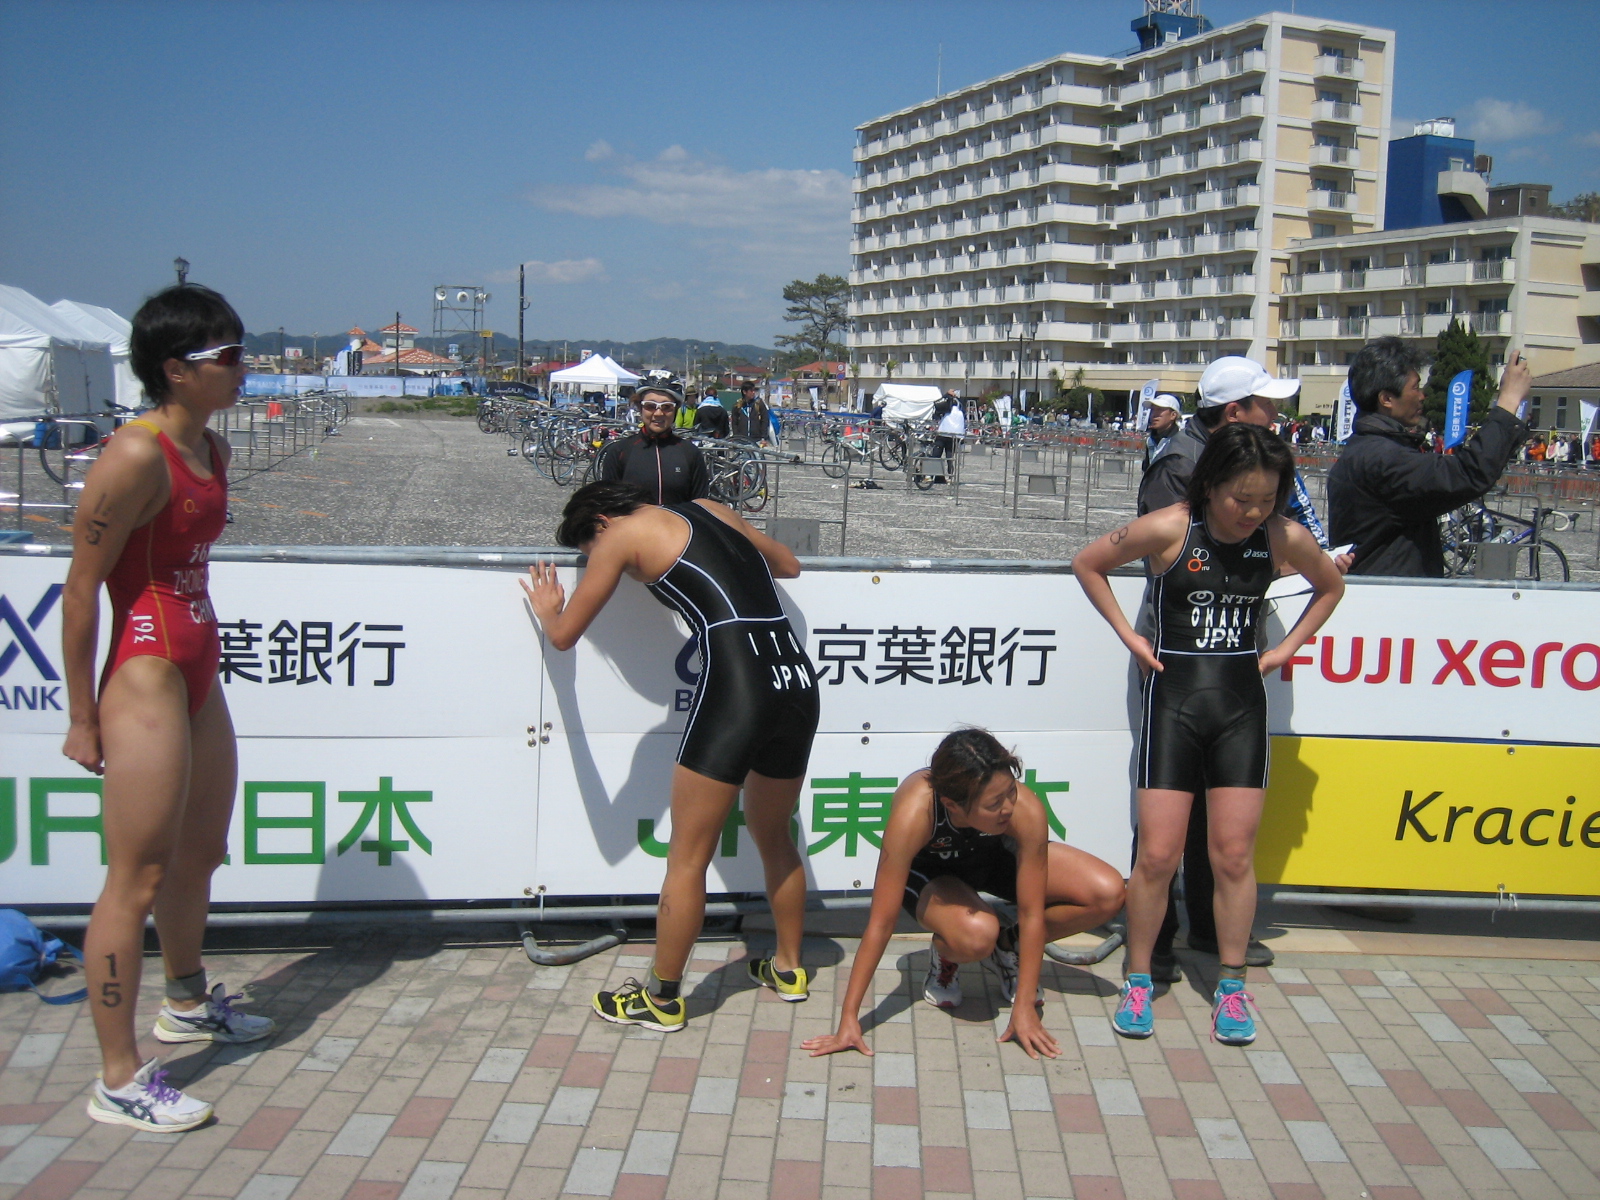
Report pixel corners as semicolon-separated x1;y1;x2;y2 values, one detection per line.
1440;500;1571;582
818;425;874;479
36;406;142;489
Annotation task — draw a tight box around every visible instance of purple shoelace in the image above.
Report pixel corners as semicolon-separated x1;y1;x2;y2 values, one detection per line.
144;1067;182;1105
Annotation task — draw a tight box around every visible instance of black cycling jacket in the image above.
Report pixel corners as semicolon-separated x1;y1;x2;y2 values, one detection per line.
596;431;710;506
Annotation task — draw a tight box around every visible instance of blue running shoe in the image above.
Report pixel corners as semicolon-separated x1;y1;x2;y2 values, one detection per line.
1211;979;1257;1045
1112;973;1155;1039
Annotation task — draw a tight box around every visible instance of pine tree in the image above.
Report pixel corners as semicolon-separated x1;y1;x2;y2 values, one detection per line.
1423;319;1497;428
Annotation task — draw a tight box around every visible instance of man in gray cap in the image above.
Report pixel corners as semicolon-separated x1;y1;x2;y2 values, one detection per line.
1139;392;1184;471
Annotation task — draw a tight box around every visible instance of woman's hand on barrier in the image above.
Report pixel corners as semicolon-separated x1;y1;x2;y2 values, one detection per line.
803;1018;872;1058
521;562;566;627
62;719;104;776
1124;633;1163;677
999;1010;1060;1060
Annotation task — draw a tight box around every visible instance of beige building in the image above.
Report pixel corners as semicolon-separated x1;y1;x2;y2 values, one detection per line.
1280;217;1600;413
848;8;1395;401
1527;363;1600;436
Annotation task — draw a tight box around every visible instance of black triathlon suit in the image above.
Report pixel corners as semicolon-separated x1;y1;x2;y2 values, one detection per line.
902;787;1018;917
1139;516;1276;792
647;502;820;786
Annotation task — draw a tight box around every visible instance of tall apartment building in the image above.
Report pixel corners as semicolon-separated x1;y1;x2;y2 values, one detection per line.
848;4;1394;402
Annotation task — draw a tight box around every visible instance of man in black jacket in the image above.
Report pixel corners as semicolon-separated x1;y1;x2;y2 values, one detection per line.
732;381;771;443
596;376;709;505
1329;338;1530;576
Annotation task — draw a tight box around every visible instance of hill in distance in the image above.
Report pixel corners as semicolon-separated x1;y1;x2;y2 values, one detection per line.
243;331;776;371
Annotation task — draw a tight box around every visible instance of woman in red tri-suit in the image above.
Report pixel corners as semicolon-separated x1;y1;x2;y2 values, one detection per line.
62;285;274;1134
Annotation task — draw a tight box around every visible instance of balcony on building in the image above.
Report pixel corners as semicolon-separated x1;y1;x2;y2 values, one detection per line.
1311;100;1364;124
1306;189;1355;213
1313;54;1366;81
1310;144;1359;168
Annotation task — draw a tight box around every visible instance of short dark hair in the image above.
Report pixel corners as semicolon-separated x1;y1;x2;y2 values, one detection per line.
556;481;650;548
1194;395;1261;430
129;284;244;404
1348;336;1429;413
740;380;756;392
927;727;1021;811
1185;422;1295;515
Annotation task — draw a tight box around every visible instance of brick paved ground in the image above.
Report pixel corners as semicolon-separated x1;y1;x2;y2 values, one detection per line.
2;924;1598;1200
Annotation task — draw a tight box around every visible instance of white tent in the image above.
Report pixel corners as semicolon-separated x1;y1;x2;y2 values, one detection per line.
0;285;116;442
548;355;641;388
51;299;143;410
872;381;942;423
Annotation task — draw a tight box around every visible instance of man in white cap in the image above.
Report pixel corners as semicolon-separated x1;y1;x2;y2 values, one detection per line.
1139;393;1184;471
1136;356;1298;515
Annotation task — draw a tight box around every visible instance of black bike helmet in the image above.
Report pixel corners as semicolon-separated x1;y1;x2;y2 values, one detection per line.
634;369;684;406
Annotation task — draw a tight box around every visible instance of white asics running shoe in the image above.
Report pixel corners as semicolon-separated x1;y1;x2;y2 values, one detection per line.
153;983;277;1045
923;949;963;1008
87;1059;213;1133
986;943;1019;1004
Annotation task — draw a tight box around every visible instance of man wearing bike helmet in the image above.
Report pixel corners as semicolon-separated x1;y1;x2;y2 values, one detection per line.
596;371;709;506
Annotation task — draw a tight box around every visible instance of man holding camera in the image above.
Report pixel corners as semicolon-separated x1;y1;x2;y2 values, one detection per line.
1329;337;1531;577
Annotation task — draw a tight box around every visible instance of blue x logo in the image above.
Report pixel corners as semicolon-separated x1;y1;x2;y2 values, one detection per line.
0;585;63;680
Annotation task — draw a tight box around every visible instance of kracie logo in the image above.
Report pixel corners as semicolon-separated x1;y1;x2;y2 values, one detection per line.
0;585;65;712
1282;635;1600;693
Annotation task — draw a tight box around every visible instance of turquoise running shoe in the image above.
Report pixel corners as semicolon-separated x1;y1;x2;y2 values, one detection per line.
1211;979;1257;1045
1112;973;1155;1038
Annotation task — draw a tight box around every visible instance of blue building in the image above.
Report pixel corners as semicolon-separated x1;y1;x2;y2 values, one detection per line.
1385;119;1484;230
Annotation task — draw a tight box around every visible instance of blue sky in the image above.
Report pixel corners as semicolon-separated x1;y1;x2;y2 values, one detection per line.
2;0;1596;349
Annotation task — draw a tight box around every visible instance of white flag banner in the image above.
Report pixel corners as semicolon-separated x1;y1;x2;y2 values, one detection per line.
1334;379;1355;442
1135;378;1160;428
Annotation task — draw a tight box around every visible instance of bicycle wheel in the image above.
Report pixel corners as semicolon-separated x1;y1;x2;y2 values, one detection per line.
1439;505;1482;577
877;432;906;472
1528;541;1570;583
39;430;104;490
820;442;846;479
477;404;497;434
736;458;769;512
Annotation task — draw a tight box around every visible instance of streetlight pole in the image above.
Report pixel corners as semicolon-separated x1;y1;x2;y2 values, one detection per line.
394;311;402;378
518;263;527;384
279;326;286;375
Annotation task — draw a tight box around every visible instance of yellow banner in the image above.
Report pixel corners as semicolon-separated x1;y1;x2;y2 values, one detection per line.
1258;737;1600;895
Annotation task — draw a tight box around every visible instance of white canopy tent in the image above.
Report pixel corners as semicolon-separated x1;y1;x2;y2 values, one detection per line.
0;285;116;443
548;355;641;388
872;381;942;424
51;300;143;410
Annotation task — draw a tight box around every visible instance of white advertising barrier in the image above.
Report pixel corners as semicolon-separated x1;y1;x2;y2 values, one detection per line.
2;551;1597;906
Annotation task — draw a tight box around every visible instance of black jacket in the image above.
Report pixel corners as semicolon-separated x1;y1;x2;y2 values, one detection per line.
596;432;709;506
1137;418;1208;515
732;399;770;441
1327;408;1526;577
693;401;730;440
